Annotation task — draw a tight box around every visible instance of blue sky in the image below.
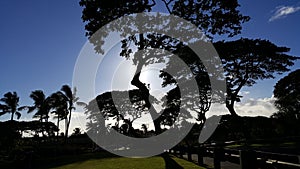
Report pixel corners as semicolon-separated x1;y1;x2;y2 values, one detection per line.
0;1;85;110
232;0;300;100
0;0;299;124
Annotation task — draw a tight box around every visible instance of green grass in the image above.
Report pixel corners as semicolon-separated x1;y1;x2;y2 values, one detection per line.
49;156;163;169
45;153;206;169
0;150;207;169
170;156;207;169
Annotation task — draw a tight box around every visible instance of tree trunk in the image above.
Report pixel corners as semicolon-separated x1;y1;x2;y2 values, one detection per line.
226;101;238;116
226;78;248;117
129;34;162;134
65;118;68;137
65;109;72;141
131;63;162;134
57;117;60;137
11;112;14;121
153;120;162;134
38;114;46;137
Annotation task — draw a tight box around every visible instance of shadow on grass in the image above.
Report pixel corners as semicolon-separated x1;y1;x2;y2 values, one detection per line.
0;150;120;169
35;151;120;169
162;153;184;169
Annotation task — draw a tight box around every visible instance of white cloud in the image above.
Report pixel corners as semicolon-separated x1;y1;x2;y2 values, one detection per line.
206;96;278;117
269;6;300;22
234;96;277;117
241;91;250;95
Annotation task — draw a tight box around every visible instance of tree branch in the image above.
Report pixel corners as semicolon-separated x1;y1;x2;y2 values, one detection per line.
149;0;156;7
161;0;173;13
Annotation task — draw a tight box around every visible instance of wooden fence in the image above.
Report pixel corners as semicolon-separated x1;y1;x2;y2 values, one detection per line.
170;143;300;169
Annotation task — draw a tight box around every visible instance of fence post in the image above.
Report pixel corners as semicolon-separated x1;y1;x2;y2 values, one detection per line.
213;147;223;169
239;150;256;169
197;146;204;166
179;146;183;158
187;146;192;161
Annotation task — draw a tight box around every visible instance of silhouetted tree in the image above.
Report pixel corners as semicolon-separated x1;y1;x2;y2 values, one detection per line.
49;91;68;136
22;90;55;136
207;115;285;141
160;54;211;124
85;90;157;136
79;0;249;133
214;38;299;116
72;127;82;136
25;90;51;122
57;85;79;138
79;0;249;39
159;86;181;127
273;69;300;120
13;120;58;137
0;92;23;121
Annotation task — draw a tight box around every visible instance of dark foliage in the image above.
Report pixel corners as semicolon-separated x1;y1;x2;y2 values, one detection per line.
273;69;300;120
214;38;299;116
207;115;300;142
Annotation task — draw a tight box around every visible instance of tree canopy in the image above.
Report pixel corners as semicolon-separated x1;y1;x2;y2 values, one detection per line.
214;38;299;116
25;90;51;122
79;0;250;133
273;69;300;120
84;89;161;135
79;0;249;39
0;92;23;121
58;85;79;138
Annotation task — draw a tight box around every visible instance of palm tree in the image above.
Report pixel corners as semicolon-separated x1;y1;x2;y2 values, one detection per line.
58;85;79;138
26;90;51;122
49;92;68;136
0;92;23;121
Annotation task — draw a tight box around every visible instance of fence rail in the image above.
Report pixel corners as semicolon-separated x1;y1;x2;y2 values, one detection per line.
170;143;300;169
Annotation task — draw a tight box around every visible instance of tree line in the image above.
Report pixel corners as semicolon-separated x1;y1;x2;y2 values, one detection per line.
79;0;299;137
0;85;78;138
1;0;299;141
1;1;300;168
79;0;298;116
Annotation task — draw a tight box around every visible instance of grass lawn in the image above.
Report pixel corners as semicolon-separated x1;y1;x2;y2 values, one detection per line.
169;156;208;169
49;156;164;169
1;150;207;169
45;153;206;169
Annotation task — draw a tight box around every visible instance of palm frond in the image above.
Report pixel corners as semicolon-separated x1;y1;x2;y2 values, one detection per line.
18;106;28;111
76;101;87;107
30;90;45;104
16;111;22;119
56;91;68;101
0;111;6;116
61;85;72;100
27;106;36;114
